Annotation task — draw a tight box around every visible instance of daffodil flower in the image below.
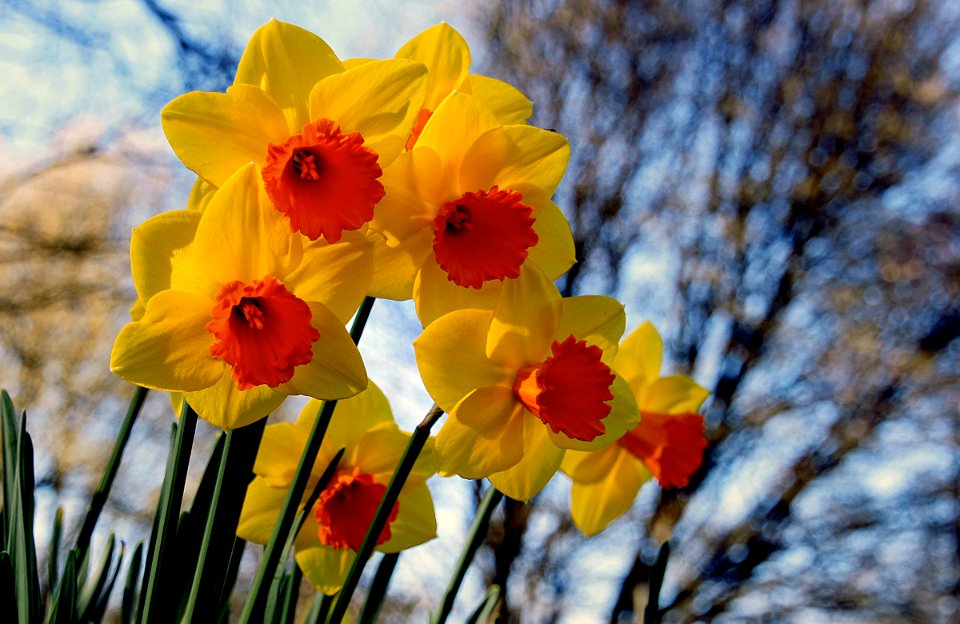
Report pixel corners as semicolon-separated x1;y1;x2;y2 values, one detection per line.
561;322;709;536
161;20;428;242
237;382;437;594
414;266;639;501
369;92;575;326
110;164;370;430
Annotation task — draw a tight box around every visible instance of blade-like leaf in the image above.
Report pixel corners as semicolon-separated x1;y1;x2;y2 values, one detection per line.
47;548;77;624
120;542;143;624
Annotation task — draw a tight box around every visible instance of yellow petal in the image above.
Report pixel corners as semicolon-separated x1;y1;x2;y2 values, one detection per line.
367;228;432;301
414;309;513;412
496;125;569;195
525;193;576;281
373;149;447;245
285;231;372;323
485;264;561;369
237;477;287;545
560;445;621;484
488;414;565;501
130;210;202;304
252;421;306;487
192;164;303;286
641;375;710;414
435;385;525;479
615;321;662;395
354;423;434;487
278;302;367;401
379;484;437;552
569;451;648;537
460;125;569;197
161;84;288;186
416;92;499;184
464;74;533;124
413;256;504;327
319;383;394;463
555;295;626;364
295;546;354;595
309;59;428;166
235;20;344;132
395;23;471;111
186;176;218;211
549;374;639;452
182;374;285;430
110;290;223;392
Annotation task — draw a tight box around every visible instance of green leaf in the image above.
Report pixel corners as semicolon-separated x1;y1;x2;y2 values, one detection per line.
120;543;143;624
76;534;115;621
47;548;77;624
139;402;198;623
47;508;63;602
183;420;265;622
279;564;302;624
84;542;125;624
465;585;500;624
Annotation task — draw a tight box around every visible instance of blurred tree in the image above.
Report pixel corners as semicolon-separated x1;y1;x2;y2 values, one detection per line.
476;0;960;621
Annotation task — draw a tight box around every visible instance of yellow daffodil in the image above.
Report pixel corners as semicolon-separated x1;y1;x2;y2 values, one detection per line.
161;20;428;242
368;92;575;326
561;322;709;536
110;164;370;429
237;382;436;594
414;266;639;501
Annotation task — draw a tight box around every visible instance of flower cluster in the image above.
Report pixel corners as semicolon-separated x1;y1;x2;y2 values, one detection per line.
109;20;709;592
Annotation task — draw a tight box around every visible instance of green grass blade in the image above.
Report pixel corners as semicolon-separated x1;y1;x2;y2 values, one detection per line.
1;390;18;549
135;422;176;624
76;534;114;621
84;542;124;624
357;553;399;624
183;420;265;622
139;402;197;623
120;542;143;624
75;386;148;564
46;507;63;603
47;548;77;624
307;592;335;624
466;586;500;624
280;564;302;624
12;411;40;624
431;485;503;624
169;433;226;619
215;536;246;623
327;404;444;624
465;585;500;624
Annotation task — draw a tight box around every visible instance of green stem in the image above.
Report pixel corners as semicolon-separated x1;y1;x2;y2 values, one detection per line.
239;297;376;623
357;553;399;624
75;385;148;563
308;593;335;624
326;404;444;624
140;401;197;624
431;485;504;624
182;419;265;622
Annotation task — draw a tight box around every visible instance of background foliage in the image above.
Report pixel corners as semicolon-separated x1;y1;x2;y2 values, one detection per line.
0;0;957;622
